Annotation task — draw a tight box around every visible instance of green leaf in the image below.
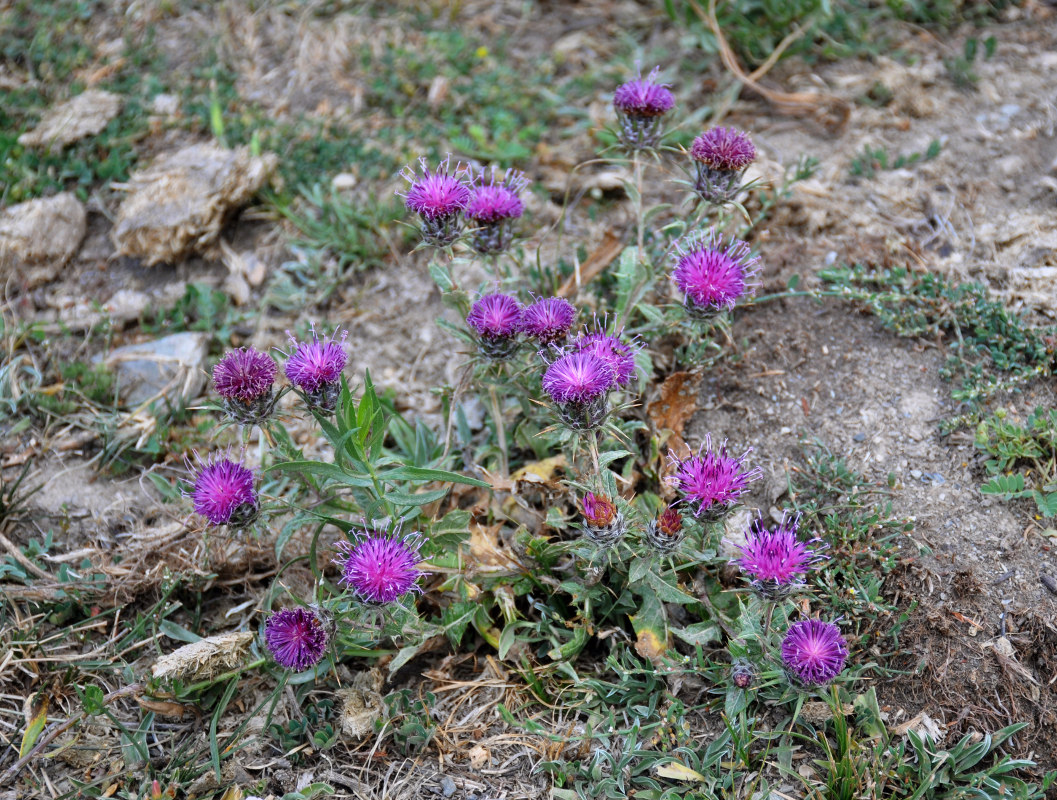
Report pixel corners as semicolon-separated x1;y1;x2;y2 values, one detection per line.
384;487;451;508
1032;490;1057;518
980;473;1026;497
597;449;634;469
80;686;105;717
628;557;650;584
630;585;668;661
269;460;375;488
382;466;489;487
646;570;698;605
158;619;202;644
19;696;48;758
853;687;886;739
670;622;719;646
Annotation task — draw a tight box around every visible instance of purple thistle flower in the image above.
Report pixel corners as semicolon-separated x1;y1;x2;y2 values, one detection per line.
336;525;425;605
781;619;848;686
285;326;348;411
542;351;615;430
521;297;577;345
213;347;277;425
580;493;626;548
736;513;827;599
264;607;329;671
667;435;761;521
467;293;523;359
571;329;638;389
672;230;760;317
189;454;259;527
689;127;756;204
613;67;674;150
399;155;471;247
542;351;614;405
466;168;528;255
691;127;756;170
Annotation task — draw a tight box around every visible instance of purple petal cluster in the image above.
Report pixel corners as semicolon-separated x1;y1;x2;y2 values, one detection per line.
737;514;827;598
672;231;760;314
264;607;329;671
542;351;614;405
467;293;523;339
190;454;258;527
400;156;471;220
667;436;761;519
581;492;617;527
466;168;527;223
285;327;348;394
781;619;848;686
613;68;675;117
572;329;638;388
336;526;424;605
212;348;276;404
690;127;756;171
521;297;577;345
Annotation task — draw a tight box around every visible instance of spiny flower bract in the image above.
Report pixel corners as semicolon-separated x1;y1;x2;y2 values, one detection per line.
781;619;848;686
285;327;348;394
264;607;329;671
212;348;277;404
336;526;424;605
466;293;523;339
667;436;761;519
690;127;756;171
542;351;614;405
190;454;258;527
672;231;760;313
521;297;576;345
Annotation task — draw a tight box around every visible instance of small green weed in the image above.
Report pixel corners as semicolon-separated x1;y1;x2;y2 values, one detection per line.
849;139;942;178
976;406;1057;518
944;34;997;89
819;264;1055;424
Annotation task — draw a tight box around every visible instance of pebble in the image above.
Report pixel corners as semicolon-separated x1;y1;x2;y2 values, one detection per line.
103;331;210;407
1041;574;1057;596
853;432;866;442
909;469;922;479
440;776;457;797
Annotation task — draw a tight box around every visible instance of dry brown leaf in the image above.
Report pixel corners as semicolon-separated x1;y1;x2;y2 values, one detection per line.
647;371;703;456
557;230;624;298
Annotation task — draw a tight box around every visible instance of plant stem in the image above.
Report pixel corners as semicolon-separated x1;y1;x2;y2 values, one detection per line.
488;385;508;477
588;428;601;476
633;151;645;262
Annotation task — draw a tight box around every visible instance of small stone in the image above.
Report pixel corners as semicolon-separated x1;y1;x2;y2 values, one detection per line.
104;331;210;407
1041;574;1057;596
151;93;180;115
909;469;922;479
853;432;866;442
440;776;457;797
332;173;358;192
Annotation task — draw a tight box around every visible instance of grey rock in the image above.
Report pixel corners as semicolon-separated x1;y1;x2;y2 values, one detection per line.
104;331;209;407
440;776;457;797
853;432;866;442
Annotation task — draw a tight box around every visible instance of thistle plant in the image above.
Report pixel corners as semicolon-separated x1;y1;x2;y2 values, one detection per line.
690;126;757;205
212;347;278;426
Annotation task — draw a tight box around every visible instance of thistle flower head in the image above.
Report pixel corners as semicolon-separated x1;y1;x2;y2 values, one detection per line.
466;168;527;223
285;326;348;394
613;67;675;118
467;293;523;339
672;230;760;314
736;513;827;598
212;348;277;404
581;492;617;527
571;327;638;389
731;659;757;689
521;296;577;345
336;523;425;605
399;155;471;220
542;351;614;405
667;435;761;520
264;607;329;671
781;619;848;686
645;505;684;553
690;127;756;171
188;453;258;527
